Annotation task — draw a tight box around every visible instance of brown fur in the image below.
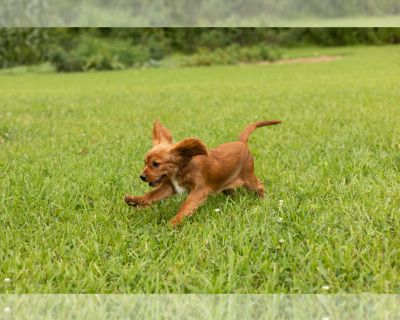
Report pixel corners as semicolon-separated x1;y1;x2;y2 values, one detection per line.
124;119;281;226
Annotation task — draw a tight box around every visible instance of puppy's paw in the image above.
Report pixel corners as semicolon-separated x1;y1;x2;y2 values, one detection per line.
124;194;146;207
222;189;235;196
169;215;183;227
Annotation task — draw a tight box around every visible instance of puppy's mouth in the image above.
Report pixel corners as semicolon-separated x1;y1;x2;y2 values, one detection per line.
148;175;166;187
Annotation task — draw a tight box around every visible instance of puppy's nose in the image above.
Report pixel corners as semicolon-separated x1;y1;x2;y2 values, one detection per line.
140;175;147;182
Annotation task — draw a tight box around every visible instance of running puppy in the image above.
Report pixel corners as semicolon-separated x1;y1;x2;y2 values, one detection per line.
124;120;281;226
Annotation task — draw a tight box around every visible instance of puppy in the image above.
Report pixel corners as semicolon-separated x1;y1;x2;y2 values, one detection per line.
124;120;281;226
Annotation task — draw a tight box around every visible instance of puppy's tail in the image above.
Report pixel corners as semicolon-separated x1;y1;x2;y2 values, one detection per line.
239;120;282;143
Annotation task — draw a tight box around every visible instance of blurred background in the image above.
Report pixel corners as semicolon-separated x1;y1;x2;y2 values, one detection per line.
1;0;400;26
0;28;400;73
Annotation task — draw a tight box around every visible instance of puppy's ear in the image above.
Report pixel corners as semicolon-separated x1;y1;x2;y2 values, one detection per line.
171;138;208;165
153;120;173;145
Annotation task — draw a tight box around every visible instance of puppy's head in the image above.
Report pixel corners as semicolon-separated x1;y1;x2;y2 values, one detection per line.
139;121;208;187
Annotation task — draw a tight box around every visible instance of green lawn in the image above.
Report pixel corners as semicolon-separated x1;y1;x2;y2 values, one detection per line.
0;46;399;293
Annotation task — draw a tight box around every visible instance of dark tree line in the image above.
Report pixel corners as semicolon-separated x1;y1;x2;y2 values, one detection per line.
1;28;400;69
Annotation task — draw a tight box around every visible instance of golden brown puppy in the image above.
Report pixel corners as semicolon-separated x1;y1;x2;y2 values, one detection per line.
124;120;281;226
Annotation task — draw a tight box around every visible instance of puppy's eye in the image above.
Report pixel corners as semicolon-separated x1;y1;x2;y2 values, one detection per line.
152;161;160;168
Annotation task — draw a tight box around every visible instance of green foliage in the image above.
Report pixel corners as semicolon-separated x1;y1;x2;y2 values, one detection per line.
0;28;49;68
1;28;400;72
184;45;281;66
271;28;400;46
49;36;151;72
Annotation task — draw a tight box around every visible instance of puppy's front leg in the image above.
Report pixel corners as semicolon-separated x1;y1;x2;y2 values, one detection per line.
169;190;209;226
124;183;175;207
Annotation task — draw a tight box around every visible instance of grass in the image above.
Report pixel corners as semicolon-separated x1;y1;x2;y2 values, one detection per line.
0;46;399;294
0;63;55;76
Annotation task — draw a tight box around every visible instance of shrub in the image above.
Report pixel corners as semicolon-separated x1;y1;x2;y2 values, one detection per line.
184;44;281;67
238;46;262;63
49;35;152;72
84;54;123;71
49;47;86;72
107;41;150;66
0;29;52;68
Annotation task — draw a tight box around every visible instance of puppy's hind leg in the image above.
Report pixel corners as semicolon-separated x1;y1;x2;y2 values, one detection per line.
241;153;265;198
243;174;265;198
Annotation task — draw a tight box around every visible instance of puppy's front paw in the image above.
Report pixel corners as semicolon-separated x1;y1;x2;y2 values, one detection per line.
169;215;183;227
124;194;146;207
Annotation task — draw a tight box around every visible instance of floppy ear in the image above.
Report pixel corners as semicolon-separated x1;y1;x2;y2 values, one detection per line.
152;120;173;145
171;138;208;165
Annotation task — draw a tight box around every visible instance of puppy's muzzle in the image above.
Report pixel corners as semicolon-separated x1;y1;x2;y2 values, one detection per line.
148;175;166;187
140;174;147;182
